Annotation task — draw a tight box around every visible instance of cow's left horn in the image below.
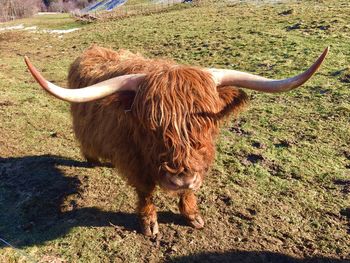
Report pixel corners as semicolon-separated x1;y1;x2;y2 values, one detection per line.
24;56;145;103
208;47;329;93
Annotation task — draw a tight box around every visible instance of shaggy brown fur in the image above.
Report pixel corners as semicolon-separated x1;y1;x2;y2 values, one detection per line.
68;45;248;235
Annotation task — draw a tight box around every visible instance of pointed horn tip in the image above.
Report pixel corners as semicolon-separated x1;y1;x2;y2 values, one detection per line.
322;46;330;58
24;56;30;65
311;47;329;73
318;47;329;62
24;56;50;91
24;56;35;73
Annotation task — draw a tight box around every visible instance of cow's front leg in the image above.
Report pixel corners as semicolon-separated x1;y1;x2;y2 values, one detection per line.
137;189;158;236
178;190;204;229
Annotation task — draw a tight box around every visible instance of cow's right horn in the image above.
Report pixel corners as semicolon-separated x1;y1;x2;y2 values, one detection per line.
24;56;145;103
208;47;329;93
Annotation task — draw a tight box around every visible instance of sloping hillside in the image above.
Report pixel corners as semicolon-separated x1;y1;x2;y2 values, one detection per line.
0;1;349;262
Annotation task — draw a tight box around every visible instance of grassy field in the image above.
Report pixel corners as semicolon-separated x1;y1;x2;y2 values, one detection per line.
0;0;349;262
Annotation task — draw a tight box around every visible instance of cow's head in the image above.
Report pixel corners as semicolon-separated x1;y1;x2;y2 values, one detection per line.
24;47;328;191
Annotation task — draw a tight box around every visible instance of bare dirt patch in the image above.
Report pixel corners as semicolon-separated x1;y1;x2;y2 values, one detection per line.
0;100;15;107
331;67;350;83
0;31;24;42
334;179;350;195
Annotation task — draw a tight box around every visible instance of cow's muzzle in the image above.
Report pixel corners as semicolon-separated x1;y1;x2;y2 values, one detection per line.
161;173;202;191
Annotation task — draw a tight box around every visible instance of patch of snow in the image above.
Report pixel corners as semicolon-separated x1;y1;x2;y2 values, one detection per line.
23;26;38;31
0;24;80;35
83;0;127;13
36;12;61;15
42;28;80;34
0;24;24;31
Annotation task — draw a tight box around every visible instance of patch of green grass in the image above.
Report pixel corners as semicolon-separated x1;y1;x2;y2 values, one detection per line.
0;0;349;262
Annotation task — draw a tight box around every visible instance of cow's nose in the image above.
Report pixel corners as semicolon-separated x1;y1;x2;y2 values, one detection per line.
166;173;199;190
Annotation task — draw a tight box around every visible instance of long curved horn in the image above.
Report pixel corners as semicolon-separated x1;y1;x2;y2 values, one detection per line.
24;56;145;103
208;47;329;93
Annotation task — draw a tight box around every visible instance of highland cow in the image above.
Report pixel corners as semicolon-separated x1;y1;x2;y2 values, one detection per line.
25;46;328;236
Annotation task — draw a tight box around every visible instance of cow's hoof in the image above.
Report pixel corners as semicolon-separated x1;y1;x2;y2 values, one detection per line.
187;214;205;229
141;217;159;236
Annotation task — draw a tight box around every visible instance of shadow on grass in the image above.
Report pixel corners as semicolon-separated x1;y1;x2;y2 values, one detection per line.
166;251;348;263
1;155;348;263
0;154;193;248
0;155;138;248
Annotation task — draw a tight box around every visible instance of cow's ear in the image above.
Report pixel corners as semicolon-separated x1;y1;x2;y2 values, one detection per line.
216;86;249;119
99;91;136;111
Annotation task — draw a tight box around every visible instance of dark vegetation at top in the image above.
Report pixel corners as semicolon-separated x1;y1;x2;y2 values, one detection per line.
0;0;95;21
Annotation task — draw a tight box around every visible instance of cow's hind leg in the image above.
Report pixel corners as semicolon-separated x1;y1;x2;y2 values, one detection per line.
137;189;158;236
179;190;204;229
